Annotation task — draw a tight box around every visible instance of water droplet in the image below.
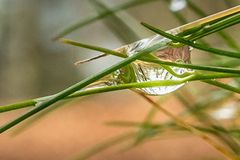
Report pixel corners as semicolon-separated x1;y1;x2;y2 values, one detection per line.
126;44;191;95
85;34;192;95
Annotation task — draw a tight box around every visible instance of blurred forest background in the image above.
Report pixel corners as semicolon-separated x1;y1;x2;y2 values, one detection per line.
0;0;240;160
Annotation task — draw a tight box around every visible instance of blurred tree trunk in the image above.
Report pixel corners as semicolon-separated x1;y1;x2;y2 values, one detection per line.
0;0;79;99
0;0;41;99
0;1;10;98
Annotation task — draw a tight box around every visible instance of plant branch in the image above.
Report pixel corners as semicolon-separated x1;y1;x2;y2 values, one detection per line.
141;22;240;59
1;72;239;113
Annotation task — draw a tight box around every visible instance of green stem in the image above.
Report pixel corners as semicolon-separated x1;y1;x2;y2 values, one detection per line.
141;21;240;59
61;39;240;74
1;72;239;113
0;100;36;112
188;12;240;41
60;39;126;58
202;80;240;93
145;58;240;74
187;0;240;51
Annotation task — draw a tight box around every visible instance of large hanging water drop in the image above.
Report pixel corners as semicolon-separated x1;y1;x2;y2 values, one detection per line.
85;34;192;95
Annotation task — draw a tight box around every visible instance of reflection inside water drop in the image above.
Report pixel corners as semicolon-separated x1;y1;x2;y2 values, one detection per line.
125;42;191;95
